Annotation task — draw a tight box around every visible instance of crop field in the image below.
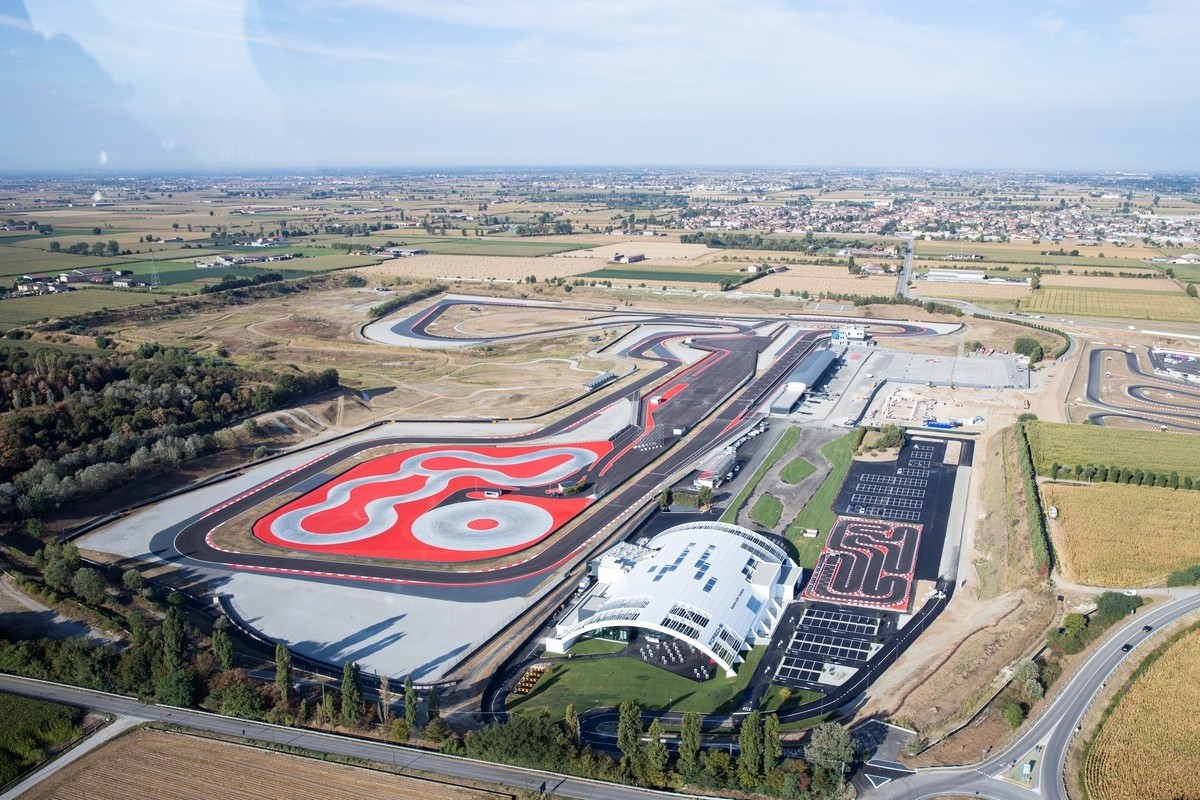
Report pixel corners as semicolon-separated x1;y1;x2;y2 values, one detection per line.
0;693;84;784
913;239;1158;268
1038;274;1177;291
0;288;156;329
1041;483;1200;585
375;237;594;257
19;728;508;800
1015;288;1200;322
1083;627;1200;800
916;281;1031;300
1025;421;1200;477
581;266;742;285
555;241;711;260
738;269;897;297
0;245;128;278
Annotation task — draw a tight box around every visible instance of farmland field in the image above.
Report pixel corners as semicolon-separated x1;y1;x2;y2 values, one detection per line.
555;241;712;260
0;246;129;278
739;270;897;296
582;266;742;284
913;239;1157;268
19;728;509;800
373;237;594;257
355;253;602;283
916;281;1031;300
0;289;157;329
0;693;84;784
1015;288;1200;322
1083;627;1200;800
1037;274;1177;291
1024;421;1200;477
1041;483;1200;586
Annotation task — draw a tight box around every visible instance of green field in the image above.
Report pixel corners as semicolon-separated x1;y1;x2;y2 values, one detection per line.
1015;288;1200;322
508;646;813;717
1025;421;1200;478
914;240;1151;269
582;267;742;285
780;456;816;484
0;693;84;784
0;246;131;278
750;492;784;528
784;431;858;567
720;427;802;524
368;237;594;257
0;288;157;329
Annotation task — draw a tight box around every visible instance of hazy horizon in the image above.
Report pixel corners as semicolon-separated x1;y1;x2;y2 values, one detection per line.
4;0;1198;172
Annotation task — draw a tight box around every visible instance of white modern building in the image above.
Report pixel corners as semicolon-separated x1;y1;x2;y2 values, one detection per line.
545;522;802;676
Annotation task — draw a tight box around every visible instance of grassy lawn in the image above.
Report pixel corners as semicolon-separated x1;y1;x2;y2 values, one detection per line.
508;646;770;717
0;693;84;784
758;685;824;715
720;426;802;524
780;456;816;485
565;638;627;656
783;431;858;568
750;492;784;528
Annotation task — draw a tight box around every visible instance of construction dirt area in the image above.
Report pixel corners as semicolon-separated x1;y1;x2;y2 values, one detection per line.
17;728;511;800
107;286;623;423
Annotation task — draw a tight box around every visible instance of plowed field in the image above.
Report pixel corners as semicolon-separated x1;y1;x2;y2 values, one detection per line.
19;729;510;800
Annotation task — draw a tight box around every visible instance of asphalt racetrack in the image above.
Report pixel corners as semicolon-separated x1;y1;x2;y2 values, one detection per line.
801;517;922;612
1084;347;1200;432
166;297;942;587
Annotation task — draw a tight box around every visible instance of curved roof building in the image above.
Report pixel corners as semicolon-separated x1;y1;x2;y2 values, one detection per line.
545;521;802;676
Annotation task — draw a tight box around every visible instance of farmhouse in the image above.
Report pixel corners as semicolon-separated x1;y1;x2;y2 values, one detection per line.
58;267;117;284
610;252;646;264
545;521;801;676
386;247;429;257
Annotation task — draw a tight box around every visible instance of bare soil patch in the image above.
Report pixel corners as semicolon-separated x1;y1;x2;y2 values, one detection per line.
917;282;1031;300
740;270;897;297
18;728;510;800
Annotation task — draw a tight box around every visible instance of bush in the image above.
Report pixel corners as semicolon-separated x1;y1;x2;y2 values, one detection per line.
1167;565;1200;586
1001;698;1027;729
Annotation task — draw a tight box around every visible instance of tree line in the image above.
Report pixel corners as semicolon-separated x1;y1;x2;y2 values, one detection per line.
1048;461;1199;489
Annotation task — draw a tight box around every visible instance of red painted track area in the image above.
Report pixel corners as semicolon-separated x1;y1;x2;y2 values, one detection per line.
252;441;609;563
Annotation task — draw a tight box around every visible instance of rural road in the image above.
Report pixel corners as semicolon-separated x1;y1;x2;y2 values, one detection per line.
864;587;1200;800
0;674;679;800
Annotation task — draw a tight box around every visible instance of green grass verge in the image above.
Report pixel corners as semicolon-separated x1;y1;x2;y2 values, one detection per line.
758;685;824;715
720;427;802;524
783;431;858;568
750;492;784;529
0;693;84;784
1025;420;1200;477
780;456;816;485
565;638;627;656
508;646;770;717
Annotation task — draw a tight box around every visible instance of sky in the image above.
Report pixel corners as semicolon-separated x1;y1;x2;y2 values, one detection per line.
1;0;1198;172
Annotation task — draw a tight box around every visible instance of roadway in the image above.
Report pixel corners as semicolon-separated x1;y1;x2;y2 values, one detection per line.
0;674;676;800
863;588;1200;799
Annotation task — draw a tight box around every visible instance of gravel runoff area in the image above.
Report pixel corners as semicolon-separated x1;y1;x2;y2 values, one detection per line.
77;420;546;681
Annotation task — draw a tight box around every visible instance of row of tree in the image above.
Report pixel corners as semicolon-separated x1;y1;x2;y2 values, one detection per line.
1048;462;1199;489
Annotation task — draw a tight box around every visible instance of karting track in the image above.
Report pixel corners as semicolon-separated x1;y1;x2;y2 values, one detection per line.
165;297;944;586
801;517;922;612
1084;347;1200;432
